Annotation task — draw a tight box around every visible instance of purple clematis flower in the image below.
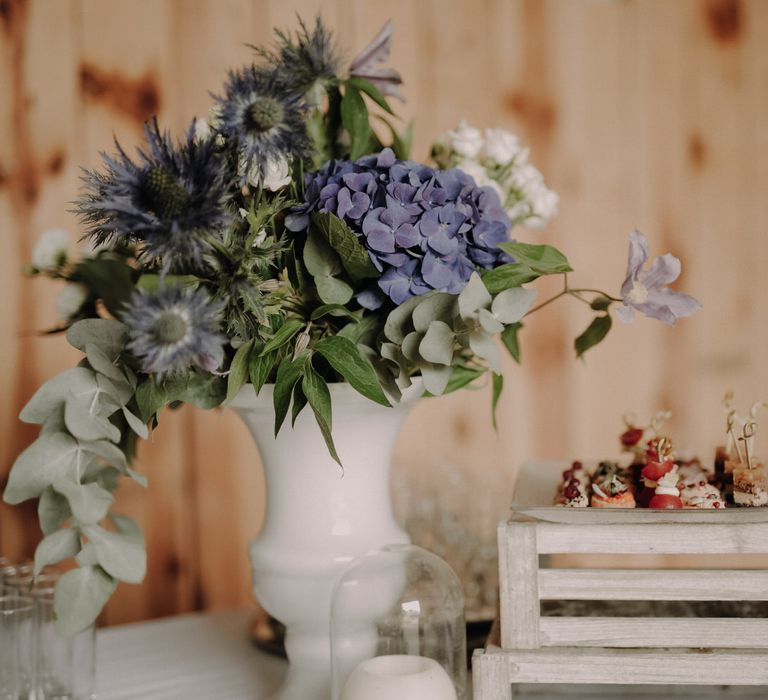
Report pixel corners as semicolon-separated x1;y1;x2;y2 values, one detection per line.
349;20;404;101
616;230;701;325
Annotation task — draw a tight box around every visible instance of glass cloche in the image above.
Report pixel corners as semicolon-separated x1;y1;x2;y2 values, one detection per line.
330;544;467;700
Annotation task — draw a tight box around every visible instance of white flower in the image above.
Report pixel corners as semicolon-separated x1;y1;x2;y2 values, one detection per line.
193;117;211;142
262;156;292;191
483;128;522;165
56;283;88;320
253;229;267;247
238;208;249;220
456;159;504;199
32;228;70;269
446;120;484;159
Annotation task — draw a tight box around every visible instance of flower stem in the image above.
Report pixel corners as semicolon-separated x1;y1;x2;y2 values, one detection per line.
523;276;621;318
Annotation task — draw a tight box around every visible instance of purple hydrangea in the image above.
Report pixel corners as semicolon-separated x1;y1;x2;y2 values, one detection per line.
286;148;511;309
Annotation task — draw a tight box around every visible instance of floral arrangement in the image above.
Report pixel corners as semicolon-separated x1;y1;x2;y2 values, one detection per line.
3;17;700;634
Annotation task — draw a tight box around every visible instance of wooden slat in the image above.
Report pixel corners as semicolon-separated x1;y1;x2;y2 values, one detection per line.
499;521;541;649
483;645;768;686
538;568;768;601
539;617;768;649
533;522;768;555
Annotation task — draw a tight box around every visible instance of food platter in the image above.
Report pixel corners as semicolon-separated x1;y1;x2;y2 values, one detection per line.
510;459;768;524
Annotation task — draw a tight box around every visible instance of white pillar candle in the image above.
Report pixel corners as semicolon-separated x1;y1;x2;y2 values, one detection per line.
340;654;457;700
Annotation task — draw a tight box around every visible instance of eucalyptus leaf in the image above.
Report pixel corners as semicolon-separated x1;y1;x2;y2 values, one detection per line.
38;487;71;535
20;368;99;424
34;528;81;576
135;379;167;422
501;323;522;364
85;343;125;383
226;339;254;403
315;275;354;304
458;273;492;319
383;295;421;343
498;242;572;275
53;480;114;525
64;395;121;443
419;321;455;366
260;320;304;356
41;407;66;435
401;331;422;363
481;264;539;295
312;213;379;282
75;543;99;567
575;314;612;358
420;363;452;396
4;433;80;504
121;407;148;440
96;374;132;408
66;319;128;359
491;287;537;324
54;566;116;636
80;439;127;472
110;514;143;541
73;258;136;318
315;336;390;407
469;330;501;374
82;524;146;584
412;293;457;334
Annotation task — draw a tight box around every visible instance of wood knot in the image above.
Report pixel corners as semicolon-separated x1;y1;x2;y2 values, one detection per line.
706;0;743;45
503;90;557;138
79;63;161;124
687;133;707;170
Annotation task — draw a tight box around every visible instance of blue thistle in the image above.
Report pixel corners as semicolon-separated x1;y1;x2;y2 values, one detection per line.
214;66;310;182
123;285;227;379
75;118;230;272
258;15;342;94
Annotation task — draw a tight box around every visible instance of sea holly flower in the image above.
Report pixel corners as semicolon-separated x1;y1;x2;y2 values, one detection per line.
75;118;229;272
616;230;702;325
215;66;310;183
123;285;226;379
349;20;404;100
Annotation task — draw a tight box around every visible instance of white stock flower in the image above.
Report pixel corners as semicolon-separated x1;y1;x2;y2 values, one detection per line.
483;128;522;165
32;228;70;270
56;283;88;320
261;156;292;191
447;120;483;159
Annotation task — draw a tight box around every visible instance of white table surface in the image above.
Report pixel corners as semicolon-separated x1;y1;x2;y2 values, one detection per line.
96;609;286;699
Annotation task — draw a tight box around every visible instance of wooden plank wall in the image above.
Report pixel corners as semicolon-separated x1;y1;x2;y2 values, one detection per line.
1;0;766;625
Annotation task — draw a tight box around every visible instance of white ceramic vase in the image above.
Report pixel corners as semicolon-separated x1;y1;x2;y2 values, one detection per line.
229;381;421;700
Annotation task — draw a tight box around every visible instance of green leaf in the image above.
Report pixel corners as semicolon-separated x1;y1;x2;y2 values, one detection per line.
34;528;81;576
135;378;167;422
249;349;276;394
501;323;523;364
498;242;572;275
53;480;113;525
458;273;492;319
419;321;455;366
260;319;304;356
96;373;133;407
440;365;487;395
481;264;540;295
590;295;613;311
73;257;136;319
383;295;421;343
303;229;342;277
491;287;537;324
492;372;504;430
79;439;127;472
392;121;413;160
20;368;99;424
4;433;80;504
54;566;117;636
302;364;341;466
273;355;307;435
315;275;353;304
75;543;99;567
337;313;380;345
38;487;71;535
136;274;198;292
412;293;457;333
291;382;308;427
341;85;372;159
226;339;254;403
82;524;146;584
66;318;128;359
312;213;379;282
310;304;360;321
314;336;390;407
420;363;452;395
346;76;394;115
168;370;225;409
575;314;612;358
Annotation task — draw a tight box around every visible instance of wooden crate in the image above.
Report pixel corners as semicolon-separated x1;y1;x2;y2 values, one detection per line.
472;516;768;699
